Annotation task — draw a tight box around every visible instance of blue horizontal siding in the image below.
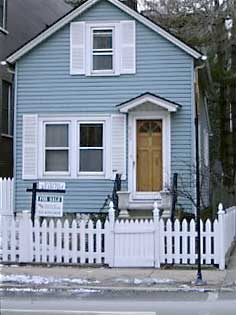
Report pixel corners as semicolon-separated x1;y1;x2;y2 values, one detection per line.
15;0;194;213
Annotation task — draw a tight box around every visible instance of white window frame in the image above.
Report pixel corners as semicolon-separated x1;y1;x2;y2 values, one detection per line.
78;121;105;177
38;115;111;179
43;121;71;177
86;22;120;76
91;27;114;74
0;0;8;34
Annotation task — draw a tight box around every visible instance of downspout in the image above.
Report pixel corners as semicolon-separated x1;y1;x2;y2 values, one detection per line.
194;58;206;284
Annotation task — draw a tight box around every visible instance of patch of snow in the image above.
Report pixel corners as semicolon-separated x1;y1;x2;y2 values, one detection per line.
0;274;100;285
0;287;49;293
179;284;190;291
69;288;100;293
134;278;143;285
70;278;99;284
113;277;175;285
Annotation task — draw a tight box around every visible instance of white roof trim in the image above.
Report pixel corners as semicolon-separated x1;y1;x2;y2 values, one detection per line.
118;94;180;113
6;0;202;64
110;0;201;59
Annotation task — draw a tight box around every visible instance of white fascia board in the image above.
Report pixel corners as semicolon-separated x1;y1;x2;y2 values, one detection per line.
6;0;99;64
119;95;179;113
7;0;202;64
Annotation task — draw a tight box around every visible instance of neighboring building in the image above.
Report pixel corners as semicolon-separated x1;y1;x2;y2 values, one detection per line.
0;0;71;177
5;0;210;216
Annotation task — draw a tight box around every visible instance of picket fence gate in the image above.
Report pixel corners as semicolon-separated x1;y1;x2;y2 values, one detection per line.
1;202;236;270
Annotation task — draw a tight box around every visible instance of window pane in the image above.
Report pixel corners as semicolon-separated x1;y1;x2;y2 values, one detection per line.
45;150;68;172
80;149;103;172
46;124;68;147
80;124;103;147
93;30;112;50
93;55;112;70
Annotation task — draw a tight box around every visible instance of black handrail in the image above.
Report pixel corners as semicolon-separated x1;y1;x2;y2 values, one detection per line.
112;173;121;210
99;173;122;212
171;173;178;222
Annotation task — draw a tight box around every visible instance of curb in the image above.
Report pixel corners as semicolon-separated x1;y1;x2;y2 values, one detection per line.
2;283;235;293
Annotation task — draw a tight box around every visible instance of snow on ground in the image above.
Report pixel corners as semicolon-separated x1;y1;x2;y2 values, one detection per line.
0;287;100;293
113;277;175;285
0;274;100;285
0;274;176;286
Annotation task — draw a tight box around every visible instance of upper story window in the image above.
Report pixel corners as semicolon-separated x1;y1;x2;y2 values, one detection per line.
70;21;135;76
1;80;13;136
0;0;7;32
92;29;114;73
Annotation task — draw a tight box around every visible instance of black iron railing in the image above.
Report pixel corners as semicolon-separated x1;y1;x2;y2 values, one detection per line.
100;173;121;212
171;173;178;222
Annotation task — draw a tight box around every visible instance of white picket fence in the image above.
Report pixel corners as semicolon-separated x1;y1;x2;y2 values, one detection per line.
0;178;14;257
1;202;236;270
0;178;14;216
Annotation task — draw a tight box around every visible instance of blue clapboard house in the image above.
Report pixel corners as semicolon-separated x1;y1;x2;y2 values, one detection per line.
5;0;210;217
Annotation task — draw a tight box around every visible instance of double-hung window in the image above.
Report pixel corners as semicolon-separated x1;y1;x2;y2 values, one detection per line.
44;123;70;174
79;123;104;173
92;28;114;73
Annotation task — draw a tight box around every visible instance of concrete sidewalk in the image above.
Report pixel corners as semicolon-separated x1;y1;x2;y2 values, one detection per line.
0;266;226;292
1;248;236;292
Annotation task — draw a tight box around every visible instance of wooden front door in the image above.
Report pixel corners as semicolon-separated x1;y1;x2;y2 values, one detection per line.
136;120;162;192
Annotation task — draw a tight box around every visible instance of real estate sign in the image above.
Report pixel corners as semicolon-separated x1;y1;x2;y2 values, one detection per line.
35;182;65;217
36;195;63;217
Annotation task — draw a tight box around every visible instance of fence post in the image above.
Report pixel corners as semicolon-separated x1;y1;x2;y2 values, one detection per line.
218;203;226;270
108;201;115;267
19;211;33;263
153;201;160;268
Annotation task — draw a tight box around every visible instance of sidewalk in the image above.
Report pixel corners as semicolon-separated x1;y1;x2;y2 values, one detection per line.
1;249;236;293
0;266;226;293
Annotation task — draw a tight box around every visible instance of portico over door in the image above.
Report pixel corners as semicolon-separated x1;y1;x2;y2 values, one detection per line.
136;120;162;192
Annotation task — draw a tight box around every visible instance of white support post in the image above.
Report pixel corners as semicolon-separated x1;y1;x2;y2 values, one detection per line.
218;203;226;270
108;201;115;267
153;201;161;268
19;211;33;263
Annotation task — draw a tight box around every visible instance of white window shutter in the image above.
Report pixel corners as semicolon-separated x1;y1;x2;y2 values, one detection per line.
70;22;85;75
120;21;136;74
111;115;126;180
22;115;38;179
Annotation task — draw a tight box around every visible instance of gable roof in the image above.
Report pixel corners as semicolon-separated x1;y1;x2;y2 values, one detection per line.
6;0;203;64
117;92;181;112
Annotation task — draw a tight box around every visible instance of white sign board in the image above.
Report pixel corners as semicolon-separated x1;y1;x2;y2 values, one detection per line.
36;195;63;217
38;181;65;190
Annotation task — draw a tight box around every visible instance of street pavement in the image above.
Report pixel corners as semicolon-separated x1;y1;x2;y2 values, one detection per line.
1;290;236;314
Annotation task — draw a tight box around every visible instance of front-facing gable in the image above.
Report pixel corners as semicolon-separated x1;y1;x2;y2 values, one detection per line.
117;92;181;113
6;0;203;64
13;0;197;214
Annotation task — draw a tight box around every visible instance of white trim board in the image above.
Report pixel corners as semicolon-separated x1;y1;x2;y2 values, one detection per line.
6;0;203;64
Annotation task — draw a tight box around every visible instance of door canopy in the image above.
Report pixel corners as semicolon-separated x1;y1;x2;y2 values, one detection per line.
116;92;181;113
